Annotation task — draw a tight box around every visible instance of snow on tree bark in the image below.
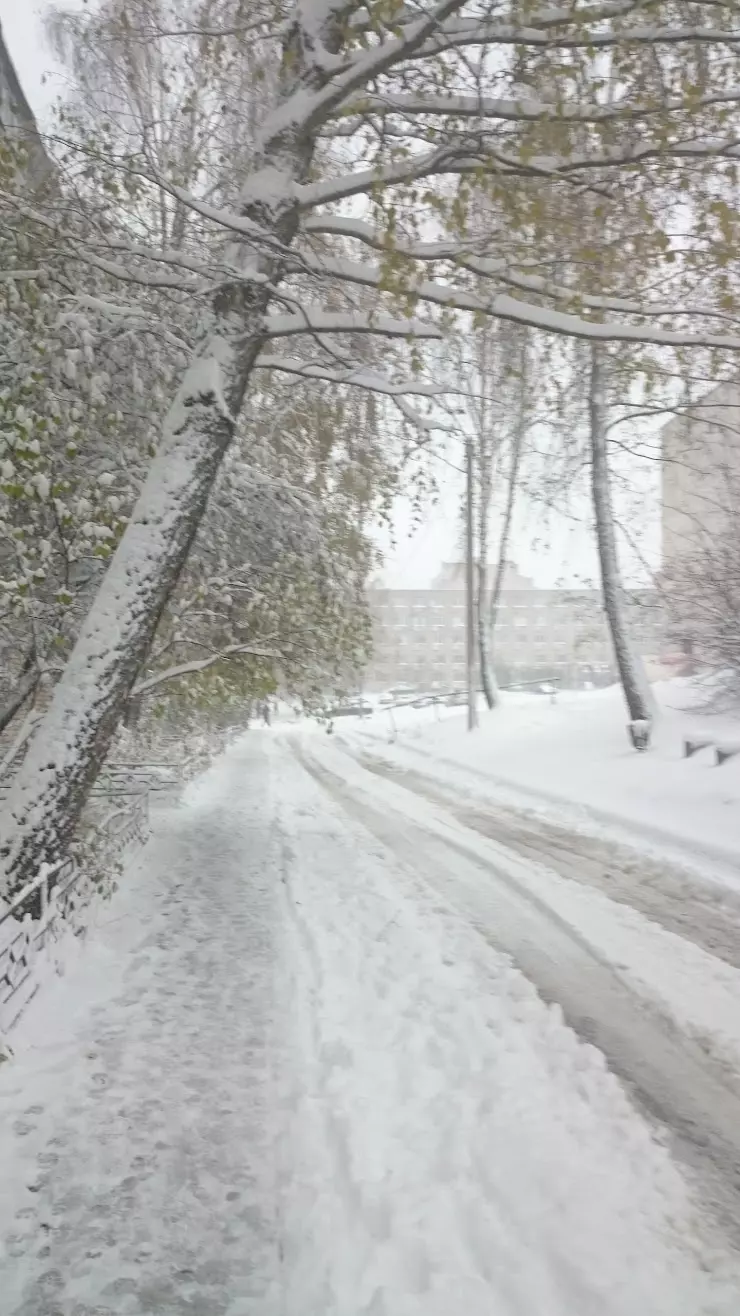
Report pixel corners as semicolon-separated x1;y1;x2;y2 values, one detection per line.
475;436;498;711
485;342;528;707
0;323;268;887
589;342;652;733
478;562;499;709
0;0;466;894
5;0;740;885
0;54;318;894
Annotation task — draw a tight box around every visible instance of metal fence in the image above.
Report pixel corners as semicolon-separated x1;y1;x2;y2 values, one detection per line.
0;760;180;1033
0;857;82;1031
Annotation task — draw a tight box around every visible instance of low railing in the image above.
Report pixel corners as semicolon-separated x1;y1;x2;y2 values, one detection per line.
0;758;179;1033
0;857;80;1030
96;761;183;798
95;788;150;850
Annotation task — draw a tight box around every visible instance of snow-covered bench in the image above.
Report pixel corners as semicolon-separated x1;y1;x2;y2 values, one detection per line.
683;737;714;759
715;741;740;767
683;737;740;766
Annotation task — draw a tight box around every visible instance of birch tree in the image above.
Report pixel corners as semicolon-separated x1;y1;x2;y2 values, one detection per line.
589;343;653;730
4;0;740;889
456;320;533;708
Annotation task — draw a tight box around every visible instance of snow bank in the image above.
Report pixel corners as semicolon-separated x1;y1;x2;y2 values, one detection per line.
343;682;740;879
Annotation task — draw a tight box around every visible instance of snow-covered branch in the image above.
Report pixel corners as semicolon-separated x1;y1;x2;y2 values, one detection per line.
293;245;740;350
423;17;740;56
303;216;740;324
0;268;43;283
261;0;468;139
341;87;740;126
131;644;278;698
0;709;43;781
0;665;40;738
264;310;442;340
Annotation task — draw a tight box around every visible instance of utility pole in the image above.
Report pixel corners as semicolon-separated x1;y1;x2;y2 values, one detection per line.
465;436;478;731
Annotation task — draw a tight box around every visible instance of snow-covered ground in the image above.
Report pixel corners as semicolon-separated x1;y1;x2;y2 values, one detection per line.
341;680;740;878
0;746;282;1315
1;732;740;1313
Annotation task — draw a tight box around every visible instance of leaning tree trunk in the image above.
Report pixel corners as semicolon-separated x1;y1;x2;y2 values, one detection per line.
0;61;320;897
0;0;478;893
589;343;652;731
0;317;271;891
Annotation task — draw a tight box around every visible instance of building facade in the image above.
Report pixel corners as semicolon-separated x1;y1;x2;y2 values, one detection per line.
658;379;740;670
661;379;740;570
364;564;660;692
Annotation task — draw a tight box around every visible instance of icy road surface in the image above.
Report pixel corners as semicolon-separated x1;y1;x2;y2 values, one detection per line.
0;733;738;1315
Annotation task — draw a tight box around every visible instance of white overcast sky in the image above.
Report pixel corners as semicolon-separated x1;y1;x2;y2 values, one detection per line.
1;1;659;589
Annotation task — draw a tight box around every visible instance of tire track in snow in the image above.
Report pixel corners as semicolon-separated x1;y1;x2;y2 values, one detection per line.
293;734;740;1259
274;738;737;1314
350;745;740;975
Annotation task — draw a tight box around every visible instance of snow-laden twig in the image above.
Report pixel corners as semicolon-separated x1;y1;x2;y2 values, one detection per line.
303;216;740;324
256;354;443;396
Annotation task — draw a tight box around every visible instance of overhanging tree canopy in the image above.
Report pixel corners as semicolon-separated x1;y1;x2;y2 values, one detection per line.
3;0;740;890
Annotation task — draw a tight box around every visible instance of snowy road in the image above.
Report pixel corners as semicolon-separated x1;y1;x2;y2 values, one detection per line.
1;733;739;1313
345;744;740;973
296;734;740;1250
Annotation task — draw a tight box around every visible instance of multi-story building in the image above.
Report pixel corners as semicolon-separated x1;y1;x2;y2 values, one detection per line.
364;563;660;692
661;379;740;571
658;378;740;671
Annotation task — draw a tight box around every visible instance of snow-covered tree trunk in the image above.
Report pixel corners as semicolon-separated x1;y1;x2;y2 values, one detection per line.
482;335;528;708
0;0;463;894
489;431;522;628
0;44;318;894
589;342;652;733
478;561;498;709
0;316;269;888
486;394;526;702
475;430;498;710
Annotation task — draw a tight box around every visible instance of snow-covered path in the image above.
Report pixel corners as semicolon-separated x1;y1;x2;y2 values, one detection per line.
0;745;281;1316
1;734;739;1314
